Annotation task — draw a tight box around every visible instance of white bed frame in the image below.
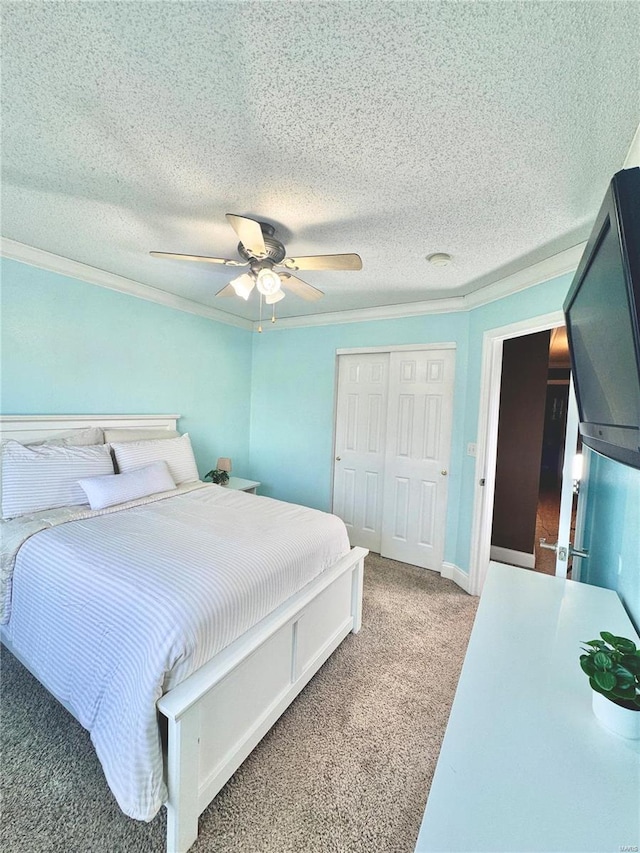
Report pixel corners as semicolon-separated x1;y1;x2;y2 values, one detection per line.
0;415;367;853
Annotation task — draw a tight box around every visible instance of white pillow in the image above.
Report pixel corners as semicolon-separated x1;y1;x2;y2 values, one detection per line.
103;428;179;443
26;427;105;447
111;433;199;485
1;440;114;519
78;460;176;510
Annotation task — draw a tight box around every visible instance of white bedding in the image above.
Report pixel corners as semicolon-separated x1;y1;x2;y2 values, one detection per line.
1;484;350;821
1;482;202;624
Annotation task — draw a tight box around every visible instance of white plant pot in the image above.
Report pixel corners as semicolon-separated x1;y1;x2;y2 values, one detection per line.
592;691;640;739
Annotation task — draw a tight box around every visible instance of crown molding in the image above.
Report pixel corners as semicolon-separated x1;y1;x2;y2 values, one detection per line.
254;241;586;331
2;235;584;334
0;238;253;331
260;295;468;330
461;242;586;310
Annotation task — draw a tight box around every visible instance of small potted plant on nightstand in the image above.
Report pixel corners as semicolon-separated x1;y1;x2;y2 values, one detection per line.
204;456;232;486
580;631;640;739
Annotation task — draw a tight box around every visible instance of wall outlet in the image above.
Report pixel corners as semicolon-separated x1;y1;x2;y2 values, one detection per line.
467;442;477;457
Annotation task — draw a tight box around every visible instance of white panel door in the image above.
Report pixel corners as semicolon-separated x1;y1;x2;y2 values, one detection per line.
332;353;390;550
380;349;455;570
555;377;581;578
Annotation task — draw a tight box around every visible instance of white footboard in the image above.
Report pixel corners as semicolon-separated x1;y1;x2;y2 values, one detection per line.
157;546;367;853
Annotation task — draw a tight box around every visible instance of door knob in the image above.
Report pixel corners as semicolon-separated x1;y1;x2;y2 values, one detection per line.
441;469;448;476
335;456;342;461
539;539;589;561
569;545;589;559
540;539;567;560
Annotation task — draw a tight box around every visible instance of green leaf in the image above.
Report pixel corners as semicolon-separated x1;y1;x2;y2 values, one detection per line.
593;670;617;692
611;685;636;700
612;666;635;689
583;639;606;649
621;654;640;675
612;636;637;654
600;631;617;646
580;656;595;676
593;651;613;671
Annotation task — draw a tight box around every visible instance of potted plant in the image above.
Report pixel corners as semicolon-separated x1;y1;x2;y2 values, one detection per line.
580;631;640;739
204;468;230;485
204;457;232;486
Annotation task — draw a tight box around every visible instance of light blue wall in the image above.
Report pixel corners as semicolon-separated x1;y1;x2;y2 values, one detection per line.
0;258;253;476
249;272;574;573
249;313;470;567
6;257;635;609
579;448;640;631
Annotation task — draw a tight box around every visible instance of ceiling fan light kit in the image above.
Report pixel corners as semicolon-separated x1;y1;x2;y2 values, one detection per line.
265;289;285;306
255;268;282;296
150;213;362;328
229;273;255;300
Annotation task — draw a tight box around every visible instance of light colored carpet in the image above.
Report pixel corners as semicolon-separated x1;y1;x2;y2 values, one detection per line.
0;554;477;852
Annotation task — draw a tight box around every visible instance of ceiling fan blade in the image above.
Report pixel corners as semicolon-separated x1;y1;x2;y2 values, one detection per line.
279;273;324;302
150;251;246;267
225;214;267;257
215;283;237;297
279;253;362;272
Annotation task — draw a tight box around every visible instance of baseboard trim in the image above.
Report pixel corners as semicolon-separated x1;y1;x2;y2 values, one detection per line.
441;562;471;594
489;546;535;570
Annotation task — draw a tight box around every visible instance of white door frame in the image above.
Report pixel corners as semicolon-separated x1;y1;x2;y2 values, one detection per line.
468;311;566;596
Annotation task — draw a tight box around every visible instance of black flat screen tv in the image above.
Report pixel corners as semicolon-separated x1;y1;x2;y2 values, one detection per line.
563;166;640;470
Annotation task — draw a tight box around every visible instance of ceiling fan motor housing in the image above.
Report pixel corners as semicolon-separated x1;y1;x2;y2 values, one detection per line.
237;222;286;265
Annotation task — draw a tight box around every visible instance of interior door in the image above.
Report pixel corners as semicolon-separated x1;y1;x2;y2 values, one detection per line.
380;349;455;570
332;353;390;550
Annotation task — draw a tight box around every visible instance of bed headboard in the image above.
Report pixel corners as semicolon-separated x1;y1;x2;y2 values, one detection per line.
0;414;181;444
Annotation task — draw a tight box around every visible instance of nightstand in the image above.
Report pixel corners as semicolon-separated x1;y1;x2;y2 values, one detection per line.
225;477;260;494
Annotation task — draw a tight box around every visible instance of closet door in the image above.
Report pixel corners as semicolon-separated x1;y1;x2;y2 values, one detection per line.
380;349;455;571
332;353;390;551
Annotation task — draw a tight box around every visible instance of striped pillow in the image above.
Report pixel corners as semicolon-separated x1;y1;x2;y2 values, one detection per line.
1;440;114;519
111;433;199;485
103;428;179;443
78;461;176;510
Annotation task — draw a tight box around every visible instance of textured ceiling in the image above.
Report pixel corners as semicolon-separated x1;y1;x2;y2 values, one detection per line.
1;1;639;323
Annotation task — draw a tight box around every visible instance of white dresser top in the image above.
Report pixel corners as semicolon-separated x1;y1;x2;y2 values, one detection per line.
415;563;640;853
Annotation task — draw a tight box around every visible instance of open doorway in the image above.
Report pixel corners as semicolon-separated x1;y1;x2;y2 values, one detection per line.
468;310;583;596
489;329;551;571
489;324;578;576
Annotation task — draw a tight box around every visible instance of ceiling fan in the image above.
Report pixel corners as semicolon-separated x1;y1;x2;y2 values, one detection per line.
150;214;362;322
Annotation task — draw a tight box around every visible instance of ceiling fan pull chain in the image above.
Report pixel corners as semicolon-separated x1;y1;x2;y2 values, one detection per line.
271;301;277;324
258;292;263;333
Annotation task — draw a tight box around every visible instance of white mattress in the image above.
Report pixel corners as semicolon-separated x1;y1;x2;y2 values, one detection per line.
2;484;350;821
